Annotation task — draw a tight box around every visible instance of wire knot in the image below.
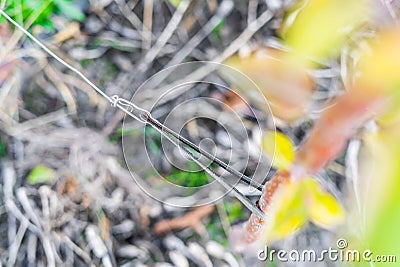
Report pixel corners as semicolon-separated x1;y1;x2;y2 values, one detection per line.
111;95;120;107
110;95;151;123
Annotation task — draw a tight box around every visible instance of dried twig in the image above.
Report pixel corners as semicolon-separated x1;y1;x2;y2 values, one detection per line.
154;205;214;234
135;0;190;75
8;109;68;136
54;232;94;266
142;0;154;50
7;219;28;266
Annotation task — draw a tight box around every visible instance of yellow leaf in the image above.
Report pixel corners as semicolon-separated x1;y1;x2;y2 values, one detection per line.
262;131;295;170
282;0;368;64
262;176;345;243
263;180;307;242
357;27;400;92
303;178;345;229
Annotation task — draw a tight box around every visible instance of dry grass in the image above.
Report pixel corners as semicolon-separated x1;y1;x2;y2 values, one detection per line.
1;0;396;266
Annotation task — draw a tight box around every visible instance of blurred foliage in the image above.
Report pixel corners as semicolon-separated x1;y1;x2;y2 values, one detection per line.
144;126;162;154
144;125;211;187
262;131;295;170
282;0;367;65
262;177;306;242
224;199;246;224
263;177;345;243
259;2;400;264
223;48;314;122
117;127;140;137
53;0;85;22
260;129;344;242
0;0;85;32
227;0;400;251
224;0;368;122
366;134;400;266
205;216;229;247
348;27;400;265
168;0;181;9
304;178;345;228
212;18;226;42
356;27;400;95
354;129;400;266
165;162;210;187
0;136;6;157
98;59;118;84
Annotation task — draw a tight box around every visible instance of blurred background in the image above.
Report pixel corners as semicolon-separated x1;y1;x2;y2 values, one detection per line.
1;0;400;266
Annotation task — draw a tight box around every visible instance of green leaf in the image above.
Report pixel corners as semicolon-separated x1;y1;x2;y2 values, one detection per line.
224;200;246;223
40;19;55;32
27;164;56;184
166;164;210;187
1;0;55;29
117;127;140;137
168;0;182;8
212;18;226;41
54;0;85;21
0;136;6;157
359;130;400;266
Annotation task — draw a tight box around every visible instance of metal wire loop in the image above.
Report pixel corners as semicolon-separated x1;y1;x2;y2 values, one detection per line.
111;95;151;123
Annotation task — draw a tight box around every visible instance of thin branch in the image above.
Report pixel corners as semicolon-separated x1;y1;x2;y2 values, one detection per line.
135;0;190;75
142;0;154;50
7;219;28;266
